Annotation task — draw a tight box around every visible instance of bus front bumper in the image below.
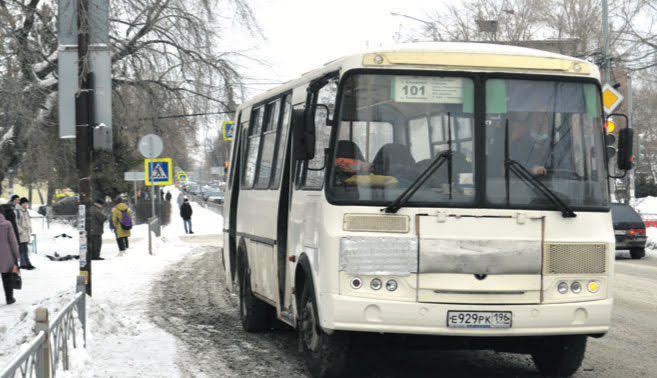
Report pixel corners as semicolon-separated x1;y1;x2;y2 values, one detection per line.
319;294;612;337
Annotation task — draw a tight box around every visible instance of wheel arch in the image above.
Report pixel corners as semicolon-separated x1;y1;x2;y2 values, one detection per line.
294;253;314;315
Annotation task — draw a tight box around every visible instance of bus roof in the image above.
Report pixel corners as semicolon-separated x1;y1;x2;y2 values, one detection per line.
238;42;598;111
357;42;590;62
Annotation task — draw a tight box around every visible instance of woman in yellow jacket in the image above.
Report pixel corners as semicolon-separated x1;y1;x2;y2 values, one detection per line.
112;200;133;252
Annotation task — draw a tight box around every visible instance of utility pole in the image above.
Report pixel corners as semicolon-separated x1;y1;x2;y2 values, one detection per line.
76;0;94;296
601;0;616;201
602;0;610;84
628;73;634;201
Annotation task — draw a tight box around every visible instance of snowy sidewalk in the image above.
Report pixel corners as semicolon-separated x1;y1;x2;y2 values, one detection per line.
0;192;223;377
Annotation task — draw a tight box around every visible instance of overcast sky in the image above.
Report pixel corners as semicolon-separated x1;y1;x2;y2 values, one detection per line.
240;0;442;93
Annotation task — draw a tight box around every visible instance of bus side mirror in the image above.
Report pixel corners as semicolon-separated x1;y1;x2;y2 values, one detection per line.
292;109;315;161
617;128;634;171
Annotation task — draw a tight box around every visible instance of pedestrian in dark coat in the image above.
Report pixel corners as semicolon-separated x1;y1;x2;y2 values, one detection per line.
0;206;19;305
3;196;19;243
87;199;106;260
180;198;193;234
165;191;172;201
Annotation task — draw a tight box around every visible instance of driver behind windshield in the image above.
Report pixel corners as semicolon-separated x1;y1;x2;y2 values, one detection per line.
509;111;573;177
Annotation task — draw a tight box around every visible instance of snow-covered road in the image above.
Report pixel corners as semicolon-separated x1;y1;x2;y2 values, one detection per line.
3;193;657;377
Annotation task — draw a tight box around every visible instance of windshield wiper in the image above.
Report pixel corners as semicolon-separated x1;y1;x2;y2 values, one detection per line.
383;150;452;213
383;113;454;214
504;121;576;218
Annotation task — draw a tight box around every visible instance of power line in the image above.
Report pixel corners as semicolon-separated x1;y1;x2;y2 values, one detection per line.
135;111;235;121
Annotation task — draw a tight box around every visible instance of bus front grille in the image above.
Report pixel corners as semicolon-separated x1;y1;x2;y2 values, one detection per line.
343;214;409;233
543;243;607;275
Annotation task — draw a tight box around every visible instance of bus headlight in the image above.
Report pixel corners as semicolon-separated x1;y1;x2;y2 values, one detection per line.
370;278;382;290
386;280;398;291
557;282;569;294
339;237;417;276
350;277;363;289
587;281;600;293
571;281;582;294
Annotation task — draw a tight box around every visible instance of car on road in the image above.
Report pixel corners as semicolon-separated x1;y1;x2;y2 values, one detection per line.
202;190;224;204
611;203;647;259
187;184;201;195
37;196;79;216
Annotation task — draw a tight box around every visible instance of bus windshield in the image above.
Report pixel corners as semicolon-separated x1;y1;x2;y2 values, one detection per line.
327;73;609;210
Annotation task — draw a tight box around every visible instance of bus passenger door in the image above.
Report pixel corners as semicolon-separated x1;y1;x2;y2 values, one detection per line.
224;113;246;291
283;74;338;321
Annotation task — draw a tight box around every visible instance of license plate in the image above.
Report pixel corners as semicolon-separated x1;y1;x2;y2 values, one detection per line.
447;311;512;328
614;230;627;235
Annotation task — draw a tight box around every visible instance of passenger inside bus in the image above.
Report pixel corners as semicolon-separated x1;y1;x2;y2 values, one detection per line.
333;140;372;185
508;111;574;177
371;143;419;185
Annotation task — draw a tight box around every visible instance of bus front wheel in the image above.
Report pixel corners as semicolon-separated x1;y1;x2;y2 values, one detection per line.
531;335;587;377
239;264;268;332
299;282;349;377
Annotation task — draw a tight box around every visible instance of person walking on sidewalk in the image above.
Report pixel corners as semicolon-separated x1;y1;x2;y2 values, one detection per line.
180;198;193;234
0;205;19;305
112;199;133;252
108;206;121;250
3;195;20;244
177;190;185;208
16;198;35;269
87;199;106;260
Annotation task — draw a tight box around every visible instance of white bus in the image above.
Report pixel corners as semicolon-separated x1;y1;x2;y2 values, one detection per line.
221;42;633;377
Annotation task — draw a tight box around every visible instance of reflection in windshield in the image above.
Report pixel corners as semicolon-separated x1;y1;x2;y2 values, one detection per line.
329;74;475;206
485;79;608;208
327;73;608;211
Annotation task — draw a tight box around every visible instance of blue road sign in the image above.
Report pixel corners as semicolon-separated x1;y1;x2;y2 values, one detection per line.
145;158;173;186
223;121;235;141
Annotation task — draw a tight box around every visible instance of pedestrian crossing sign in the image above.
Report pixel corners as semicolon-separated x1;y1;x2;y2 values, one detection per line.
223;121;235;141
145;158;173;186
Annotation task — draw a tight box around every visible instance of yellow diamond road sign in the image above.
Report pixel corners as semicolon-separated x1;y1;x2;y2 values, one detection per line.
602;83;623;114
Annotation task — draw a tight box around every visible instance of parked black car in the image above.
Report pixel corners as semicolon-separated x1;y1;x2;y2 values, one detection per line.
611;203;647;259
37;196;79;216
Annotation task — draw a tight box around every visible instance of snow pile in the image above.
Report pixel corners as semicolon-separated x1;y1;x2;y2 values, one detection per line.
631;196;657;217
628;196;657;259
0;187;223;377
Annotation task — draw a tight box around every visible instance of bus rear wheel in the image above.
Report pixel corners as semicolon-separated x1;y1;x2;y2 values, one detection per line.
531;335;587;377
239;264;268;332
299;282;349;378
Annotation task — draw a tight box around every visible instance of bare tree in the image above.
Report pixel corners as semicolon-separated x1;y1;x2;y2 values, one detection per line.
0;0;261;198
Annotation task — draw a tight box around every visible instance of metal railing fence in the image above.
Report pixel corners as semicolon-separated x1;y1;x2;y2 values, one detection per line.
0;277;87;378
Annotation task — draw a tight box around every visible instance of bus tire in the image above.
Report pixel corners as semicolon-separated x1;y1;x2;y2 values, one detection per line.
299;280;349;378
630;248;645;259
531;335;587;377
239;264;268;332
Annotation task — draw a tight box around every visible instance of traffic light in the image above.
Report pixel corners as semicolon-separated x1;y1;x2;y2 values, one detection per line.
605;133;616;159
604;119;616;133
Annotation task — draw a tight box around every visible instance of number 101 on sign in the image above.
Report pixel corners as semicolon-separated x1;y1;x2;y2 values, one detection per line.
393;76;464;104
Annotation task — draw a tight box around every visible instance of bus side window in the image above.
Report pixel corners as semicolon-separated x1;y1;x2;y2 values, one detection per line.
271;94;292;189
242;107;264;189
254;99;281;188
227;113;243;190
300;76;338;189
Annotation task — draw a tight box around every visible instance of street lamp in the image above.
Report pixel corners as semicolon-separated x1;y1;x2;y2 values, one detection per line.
390;12;438;41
